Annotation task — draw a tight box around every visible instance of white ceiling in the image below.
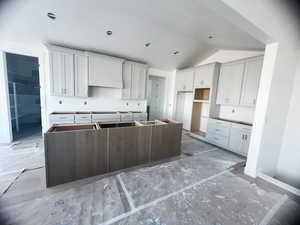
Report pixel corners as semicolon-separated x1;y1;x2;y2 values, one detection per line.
0;0;264;70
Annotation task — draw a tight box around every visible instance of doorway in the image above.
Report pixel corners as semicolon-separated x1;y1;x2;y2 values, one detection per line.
6;52;42;140
147;76;166;120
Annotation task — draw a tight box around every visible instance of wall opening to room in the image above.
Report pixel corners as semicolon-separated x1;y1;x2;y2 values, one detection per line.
6;52;42;140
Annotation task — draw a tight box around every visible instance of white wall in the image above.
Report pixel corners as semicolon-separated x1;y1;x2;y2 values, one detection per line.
276;52;300;188
198;50;264;65
198;49;264;124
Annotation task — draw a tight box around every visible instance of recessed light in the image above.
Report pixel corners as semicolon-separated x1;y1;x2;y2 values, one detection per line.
145;42;151;47
106;30;113;36
47;12;56;20
173;51;179;55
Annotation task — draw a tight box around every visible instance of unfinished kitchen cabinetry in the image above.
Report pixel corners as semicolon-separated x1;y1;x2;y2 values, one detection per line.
48;45;88;97
91;112;121;122
190;63;220;136
88;52;124;88
216;62;244;105
240;57;263;107
49;49;75;97
216;56;263;107
205;118;252;157
122;61;148;100
175;68;194;92
74;53;88;97
45;120;182;187
193;63;215;89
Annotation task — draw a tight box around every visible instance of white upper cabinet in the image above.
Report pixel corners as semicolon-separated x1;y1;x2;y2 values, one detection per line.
88;53;124;88
48;45;89;97
74;53;88;97
49;49;75;97
194;64;215;88
175;69;194;92
240;57;263;107
122;61;148;100
216;56;263;107
122;62;132;99
131;63;147;99
216;62;244;105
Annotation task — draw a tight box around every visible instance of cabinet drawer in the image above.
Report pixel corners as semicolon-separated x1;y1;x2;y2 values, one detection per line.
120;113;133;121
49;114;75;125
132;113;147;121
75;114;92;123
206;134;229;147
207;119;231;137
91;114;121;122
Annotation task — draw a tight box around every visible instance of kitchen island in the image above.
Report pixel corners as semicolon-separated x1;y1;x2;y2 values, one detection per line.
44;119;182;187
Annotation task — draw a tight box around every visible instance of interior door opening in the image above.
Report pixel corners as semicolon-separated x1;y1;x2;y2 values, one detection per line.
6;52;42;141
147;75;166;121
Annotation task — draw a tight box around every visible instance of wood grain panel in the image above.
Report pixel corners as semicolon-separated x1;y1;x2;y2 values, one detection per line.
151;123;182;161
108;126;151;172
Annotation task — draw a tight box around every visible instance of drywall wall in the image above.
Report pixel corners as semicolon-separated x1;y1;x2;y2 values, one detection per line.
276;52;300;189
0;52;13;143
197;49;263;123
198;50;264;65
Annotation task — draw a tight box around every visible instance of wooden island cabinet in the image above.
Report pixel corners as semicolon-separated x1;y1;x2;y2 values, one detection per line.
44;120;182;187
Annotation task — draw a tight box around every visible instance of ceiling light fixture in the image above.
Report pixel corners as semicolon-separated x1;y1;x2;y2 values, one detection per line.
106;30;113;36
145;42;151;47
173;51;179;55
47;12;56;20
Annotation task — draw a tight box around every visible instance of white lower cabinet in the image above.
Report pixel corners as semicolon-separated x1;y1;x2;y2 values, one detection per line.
91;113;121;122
74;114;92;124
49;114;75;126
206;118;251;156
132;112;147;121
228;124;251;156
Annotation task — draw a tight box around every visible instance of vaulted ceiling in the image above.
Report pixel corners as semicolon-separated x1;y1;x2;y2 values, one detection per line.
0;0;264;70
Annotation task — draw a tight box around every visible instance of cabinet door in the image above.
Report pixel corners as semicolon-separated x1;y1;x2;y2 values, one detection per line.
241;131;251;156
74;54;88;97
228;127;243;153
49;51;65;96
194;65;214;88
122;63;132;99
240;58;263;107
132;64;147;99
216;63;244;105
63;52;75;96
175;93;185;122
176;70;194;91
182;93;193;131
88;54;123;88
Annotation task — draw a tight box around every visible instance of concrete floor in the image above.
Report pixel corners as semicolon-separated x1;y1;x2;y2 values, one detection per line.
0;133;299;225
